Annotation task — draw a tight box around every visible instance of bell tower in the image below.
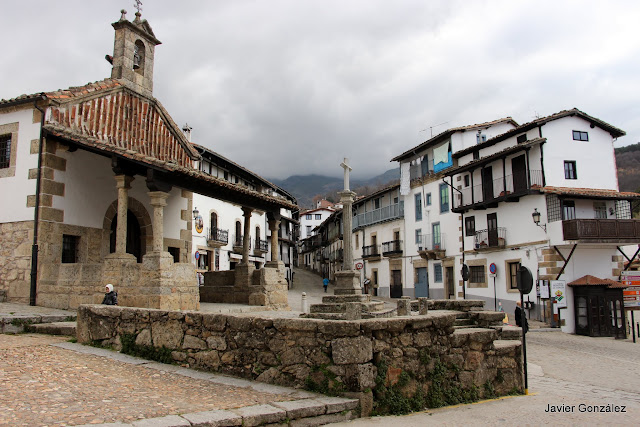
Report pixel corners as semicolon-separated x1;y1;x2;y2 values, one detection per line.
109;8;161;97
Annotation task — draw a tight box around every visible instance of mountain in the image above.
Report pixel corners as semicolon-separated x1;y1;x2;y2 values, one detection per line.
271;168;400;209
615;142;640;193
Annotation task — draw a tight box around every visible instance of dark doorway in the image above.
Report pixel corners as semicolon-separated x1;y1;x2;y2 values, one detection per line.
512;155;527;194
391;270;402;298
487;213;498;247
110;210;142;262
482;166;494;201
445;267;454;299
573;286;626;338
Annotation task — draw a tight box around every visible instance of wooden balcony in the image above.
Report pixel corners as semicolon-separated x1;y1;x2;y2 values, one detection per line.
562;219;640;243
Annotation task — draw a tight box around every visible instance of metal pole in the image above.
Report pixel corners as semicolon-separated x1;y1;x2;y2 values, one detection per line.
520;291;528;395
493;276;497;311
633;311;636;344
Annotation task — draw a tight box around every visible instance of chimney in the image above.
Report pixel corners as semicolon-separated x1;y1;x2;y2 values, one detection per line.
182;123;193;142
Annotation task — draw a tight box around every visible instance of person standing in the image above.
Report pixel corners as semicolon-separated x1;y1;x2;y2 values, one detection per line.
323;277;329;293
515;300;528;333
102;284;118;306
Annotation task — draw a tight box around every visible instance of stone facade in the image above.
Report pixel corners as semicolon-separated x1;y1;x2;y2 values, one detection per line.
0;221;33;303
77;305;523;413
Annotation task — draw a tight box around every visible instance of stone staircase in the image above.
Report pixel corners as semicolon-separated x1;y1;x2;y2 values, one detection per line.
302;294;393;320
0;313;77;336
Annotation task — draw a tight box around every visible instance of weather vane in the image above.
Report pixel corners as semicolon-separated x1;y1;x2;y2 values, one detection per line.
134;0;143;14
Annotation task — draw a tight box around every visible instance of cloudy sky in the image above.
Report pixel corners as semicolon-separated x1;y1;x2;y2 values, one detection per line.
1;0;639;180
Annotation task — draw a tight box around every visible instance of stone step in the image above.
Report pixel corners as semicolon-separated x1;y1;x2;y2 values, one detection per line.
322;295;372;304
454;318;473;326
1;314;77;334
309;301;385;314
30;321;77;337
300;312;346;320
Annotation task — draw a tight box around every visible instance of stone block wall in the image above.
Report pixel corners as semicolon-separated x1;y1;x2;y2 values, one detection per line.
0;221;33;303
77;305;523;411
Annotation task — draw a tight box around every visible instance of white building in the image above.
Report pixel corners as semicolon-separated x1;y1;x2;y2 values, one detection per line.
299;207;335;240
191;144;298;285
391;117;518;300
445;108;638;336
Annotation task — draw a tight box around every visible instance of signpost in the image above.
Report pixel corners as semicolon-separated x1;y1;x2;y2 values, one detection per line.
490;263;497;310
516;265;533;395
622;272;640;344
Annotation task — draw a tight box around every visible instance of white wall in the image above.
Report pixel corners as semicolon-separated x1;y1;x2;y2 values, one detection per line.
541;116;618;190
0;107;40;223
299;208;333;239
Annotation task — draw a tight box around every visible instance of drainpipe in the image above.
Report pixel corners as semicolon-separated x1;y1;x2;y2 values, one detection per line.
30;95;47;306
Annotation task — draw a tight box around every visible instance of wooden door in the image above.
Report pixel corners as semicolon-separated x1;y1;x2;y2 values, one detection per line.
391;270;403;298
415;267;428;298
512;155;527;193
487;213;498;247
446;267;454;299
482;166;494;201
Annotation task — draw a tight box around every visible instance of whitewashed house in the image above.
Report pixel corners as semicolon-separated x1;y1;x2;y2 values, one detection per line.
299;206;335;240
190;143;298;287
351;184;405;297
391;118;518;299
445;109;639;336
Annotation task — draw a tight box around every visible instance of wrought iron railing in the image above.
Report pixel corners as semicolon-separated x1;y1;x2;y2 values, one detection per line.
255;238;269;252
362;244;380;258
474;228;506;249
382;240;403;255
207;227;229;245
417;234;446;251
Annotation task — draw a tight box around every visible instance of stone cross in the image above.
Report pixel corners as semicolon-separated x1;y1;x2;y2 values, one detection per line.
340;158;352;191
134;0;143;13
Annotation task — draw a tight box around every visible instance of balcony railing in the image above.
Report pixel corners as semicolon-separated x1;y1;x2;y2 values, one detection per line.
382;240;403;256
410;160;435;181
362;244;380;259
254;238;269;253
329;249;344;262
207;227;229;245
474;228;507;249
563;219;640;242
232;234;250;250
453;170;543;209
353;203;404;230
417;234;446;252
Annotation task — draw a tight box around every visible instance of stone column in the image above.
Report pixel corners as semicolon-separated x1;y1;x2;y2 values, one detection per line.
334;190;362;295
148;191;169;253
241;207;253;265
269;216;280;262
114;175;134;255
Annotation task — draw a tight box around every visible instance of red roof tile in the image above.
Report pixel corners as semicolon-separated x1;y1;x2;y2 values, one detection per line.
568;275;627;288
539;186;640;199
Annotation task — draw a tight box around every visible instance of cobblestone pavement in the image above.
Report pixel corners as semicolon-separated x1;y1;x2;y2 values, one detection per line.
331;331;640;426
0;334;307;427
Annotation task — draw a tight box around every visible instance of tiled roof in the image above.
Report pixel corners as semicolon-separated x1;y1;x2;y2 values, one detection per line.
391;117;518;162
43;124;297;211
568;275;627;288
0;78;123;106
454;108;626;158
539;186;640;200
353;183;401;206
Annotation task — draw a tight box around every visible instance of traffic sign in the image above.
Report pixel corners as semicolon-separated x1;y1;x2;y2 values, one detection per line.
195;251;200;260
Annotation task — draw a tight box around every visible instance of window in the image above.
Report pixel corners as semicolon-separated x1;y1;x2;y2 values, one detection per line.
432;223;441;248
306;225;312;235
426;193;432;206
562;200;576;220
224;171;229;181
315;214;322;220
572;130;589;141
168;247;180;263
469;265;486;284
464;175;470;187
564;161;577;179
62;235;79;263
394;197;399;204
473;151;479;160
517;134;527;143
507;261;521;290
235;221;242;245
305;214;312;220
439;183;449;213
210;212;218;231
415;193;422;221
594;202;607;219
434;263;443;282
415;229;422;248
373;270;378;286
0;135;10;169
465;216;476;236
374;198;381;209
355;233;359;248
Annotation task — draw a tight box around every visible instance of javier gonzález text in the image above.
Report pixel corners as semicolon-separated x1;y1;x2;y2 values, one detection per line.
545;403;626;413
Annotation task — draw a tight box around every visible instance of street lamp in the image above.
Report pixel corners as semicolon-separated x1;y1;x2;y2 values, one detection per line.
193;207;199;220
531;208;546;232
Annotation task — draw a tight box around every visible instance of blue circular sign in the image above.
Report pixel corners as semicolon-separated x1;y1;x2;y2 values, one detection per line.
489;263;497;274
195;251;200;260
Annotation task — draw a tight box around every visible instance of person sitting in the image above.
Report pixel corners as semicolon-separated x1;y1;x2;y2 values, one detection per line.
102;284;118;306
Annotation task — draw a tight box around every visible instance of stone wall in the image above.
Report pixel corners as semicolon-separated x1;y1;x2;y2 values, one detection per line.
0;221;33;303
77;305;523;413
